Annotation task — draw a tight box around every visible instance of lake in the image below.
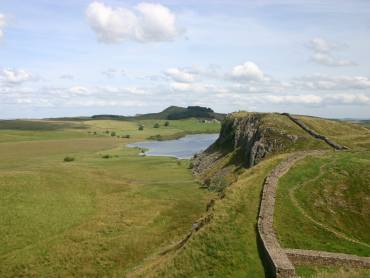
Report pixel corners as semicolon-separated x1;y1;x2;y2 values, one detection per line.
127;133;219;159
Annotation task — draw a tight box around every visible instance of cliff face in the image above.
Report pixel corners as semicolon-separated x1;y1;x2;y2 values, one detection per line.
192;113;299;188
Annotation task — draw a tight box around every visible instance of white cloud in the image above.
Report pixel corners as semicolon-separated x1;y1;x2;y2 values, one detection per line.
294;75;370;90
165;68;196;83
0;14;6;40
86;1;183;43
69;86;91;95
308;37;355;67
311;52;355;67
0;69;36;85
308;37;336;53
231;61;264;81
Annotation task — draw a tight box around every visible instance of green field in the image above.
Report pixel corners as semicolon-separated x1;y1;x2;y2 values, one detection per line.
274;151;370;256
0;118;218;277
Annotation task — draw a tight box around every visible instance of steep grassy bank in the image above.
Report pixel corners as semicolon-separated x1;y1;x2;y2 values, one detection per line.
130;154;287;277
274;151;370;256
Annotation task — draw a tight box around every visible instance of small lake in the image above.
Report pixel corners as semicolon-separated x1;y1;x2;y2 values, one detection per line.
127;133;219;159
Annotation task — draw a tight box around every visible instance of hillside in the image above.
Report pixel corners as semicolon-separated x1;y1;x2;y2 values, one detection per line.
90;106;226;121
130;112;370;278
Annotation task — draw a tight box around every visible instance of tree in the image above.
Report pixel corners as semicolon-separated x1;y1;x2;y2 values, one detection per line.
153;123;160;128
164;121;170;127
138;125;144;131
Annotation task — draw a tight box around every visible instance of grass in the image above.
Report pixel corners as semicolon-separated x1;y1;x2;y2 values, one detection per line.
295;115;370;150
274;151;370;256
84;118;220;141
0;119;216;277
296;265;370;278
131;154;286;277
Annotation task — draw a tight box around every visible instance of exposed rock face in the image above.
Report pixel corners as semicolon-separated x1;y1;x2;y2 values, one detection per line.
193;113;297;179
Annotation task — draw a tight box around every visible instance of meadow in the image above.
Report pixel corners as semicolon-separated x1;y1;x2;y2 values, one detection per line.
0;118;219;277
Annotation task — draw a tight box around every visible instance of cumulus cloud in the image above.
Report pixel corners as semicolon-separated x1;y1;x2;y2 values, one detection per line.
0;14;6;40
0;69;36;85
230;61;264;81
86;1;183;43
165;68;196;83
308;37;355;67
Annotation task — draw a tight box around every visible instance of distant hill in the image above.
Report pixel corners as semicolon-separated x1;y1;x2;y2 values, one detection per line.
91;106;225;121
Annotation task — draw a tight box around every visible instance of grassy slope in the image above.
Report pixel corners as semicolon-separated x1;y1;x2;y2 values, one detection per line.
296;265;370;278
0;119;216;277
296;115;370;150
274;151;370;256
131;155;286;277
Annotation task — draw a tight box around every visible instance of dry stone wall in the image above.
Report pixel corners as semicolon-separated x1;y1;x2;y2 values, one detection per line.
257;151;319;277
281;113;348;150
285;249;370;268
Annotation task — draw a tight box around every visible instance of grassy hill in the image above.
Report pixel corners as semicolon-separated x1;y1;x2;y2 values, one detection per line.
129;112;370;277
91;106;226;121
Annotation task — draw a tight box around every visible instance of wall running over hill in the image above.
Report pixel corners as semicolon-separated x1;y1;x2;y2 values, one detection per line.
282;113;348;150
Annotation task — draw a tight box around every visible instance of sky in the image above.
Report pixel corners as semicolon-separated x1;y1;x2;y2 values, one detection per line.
0;0;370;119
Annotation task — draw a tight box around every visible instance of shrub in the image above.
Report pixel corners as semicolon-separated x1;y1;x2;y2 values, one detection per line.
122;134;130;138
164;121;170;127
110;131;116;137
105;130;110;134
102;154;111;159
138;125;144;131
188;162;194;169
153;123;160;128
64;156;75;162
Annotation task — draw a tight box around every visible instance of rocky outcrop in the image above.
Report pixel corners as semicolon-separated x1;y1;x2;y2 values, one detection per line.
193;113;299;181
282;113;348;150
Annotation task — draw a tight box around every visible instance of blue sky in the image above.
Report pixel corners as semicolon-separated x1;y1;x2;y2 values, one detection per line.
0;0;370;118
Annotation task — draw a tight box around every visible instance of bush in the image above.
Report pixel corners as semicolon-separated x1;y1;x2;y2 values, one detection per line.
138;125;144;131
188;162;194;169
122;134;130;138
105;130;110;134
102;154;111;159
64;156;75;162
164;121;170;127
110;131;116;137
153;123;160;128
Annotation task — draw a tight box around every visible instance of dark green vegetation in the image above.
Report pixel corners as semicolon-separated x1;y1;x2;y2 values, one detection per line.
275;151;370;256
87;106;225;121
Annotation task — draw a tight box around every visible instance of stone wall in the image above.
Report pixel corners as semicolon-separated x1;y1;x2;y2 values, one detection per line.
257;152;319;277
285;249;370;268
282;113;348;150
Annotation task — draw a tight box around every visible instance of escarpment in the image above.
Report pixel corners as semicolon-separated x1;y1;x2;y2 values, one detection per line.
192;112;307;190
